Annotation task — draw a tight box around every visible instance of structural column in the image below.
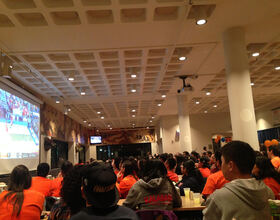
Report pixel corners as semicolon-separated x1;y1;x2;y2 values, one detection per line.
223;27;259;150
177;94;192;153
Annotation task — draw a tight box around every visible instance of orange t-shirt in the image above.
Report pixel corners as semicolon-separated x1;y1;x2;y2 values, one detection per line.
51;177;63;197
202;170;229;196
0;189;44;220
29;176;53;197
263;177;280;199
199;167;211;178
167;171;179;183
271;157;280;169
117;175;138;199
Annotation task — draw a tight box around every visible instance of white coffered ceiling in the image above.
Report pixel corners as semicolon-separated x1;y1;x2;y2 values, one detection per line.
0;0;280;130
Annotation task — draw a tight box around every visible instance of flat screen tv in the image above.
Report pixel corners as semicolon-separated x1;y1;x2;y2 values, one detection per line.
90;136;102;144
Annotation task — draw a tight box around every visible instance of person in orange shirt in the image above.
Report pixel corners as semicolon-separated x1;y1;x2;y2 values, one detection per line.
0;165;44;220
252;156;280;199
51;160;73;197
202;150;229;198
117;160;138;199
165;157;179;182
267;145;280;170
29;162;53;197
198;156;211;178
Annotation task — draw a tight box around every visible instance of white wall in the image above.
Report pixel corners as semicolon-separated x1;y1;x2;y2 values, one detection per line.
256;110;274;130
158;112;232;154
88;145;97;160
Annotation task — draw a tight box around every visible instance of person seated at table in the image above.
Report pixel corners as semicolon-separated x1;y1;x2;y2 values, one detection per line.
252;156;280;199
123;159;182;210
209;154;218;173
203;141;274;220
117;160;138;199
49;164;89;220
70;162;138;220
29;162;53;197
177;160;204;195
202;150;228;199
51;161;73;197
0;165;44;220
165;157;179;182
267;145;280;170
198;156;211;178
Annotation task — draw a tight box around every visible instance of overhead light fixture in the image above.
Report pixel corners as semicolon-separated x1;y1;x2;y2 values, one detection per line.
179;56;186;61
132;115;136;117
161;94;166;98
88;123;92;127
252;52;260;57
213;104;218;108
64;109;68;115
97;111;101;114
9;65;13;69
151;116;155;119
146;126;149;129
83;120;87;123
149;120;153;123
131;74;137;78
55;97;60;104
131;109;136;112
204;110;208;113
195;101;200;104
196;19;207;25
275;66;280;70
157;103;162;107
68;72;75;81
100;116;104;119
250;82;254;86
80;88;86;95
131;89;136;93
107;124;110;127
110;127;112;130
132;123;135;126
206;92;211;96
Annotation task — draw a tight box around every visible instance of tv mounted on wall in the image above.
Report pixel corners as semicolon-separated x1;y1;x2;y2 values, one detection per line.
90;136;102;144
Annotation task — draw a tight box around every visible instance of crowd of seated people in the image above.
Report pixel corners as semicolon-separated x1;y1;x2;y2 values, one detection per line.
0;141;280;220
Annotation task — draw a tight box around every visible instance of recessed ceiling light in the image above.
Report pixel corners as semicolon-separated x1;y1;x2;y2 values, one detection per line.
67;108;71;112
101;116;104;119
213;105;218;108
55;100;60;104
161;95;166;98
110;127;112;130
132;115;135;117
146;126;149;129
80;91;86;95
107;125;110;127
195;101;200;104
132;123;135;126
97;111;101;114
83;120;87;123
250;82;254;86
204;110;208;113
131;109;136;112
9;65;13;69
149;120;153;123
151;116;155;119
252;52;260;57
179;56;186;61
131;89;136;93
157;103;162;106
206;92;211;96
131;74;137;78
88;123;91;127
196;19;207;25
275;66;280;70
68;77;74;81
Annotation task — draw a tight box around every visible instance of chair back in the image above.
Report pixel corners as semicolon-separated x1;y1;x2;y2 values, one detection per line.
136;209;178;220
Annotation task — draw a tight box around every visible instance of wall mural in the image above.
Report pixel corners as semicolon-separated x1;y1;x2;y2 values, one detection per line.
40;103;90;145
93;128;155;145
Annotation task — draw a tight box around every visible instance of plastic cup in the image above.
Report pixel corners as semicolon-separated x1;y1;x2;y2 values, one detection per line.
193;193;201;204
183;188;190;199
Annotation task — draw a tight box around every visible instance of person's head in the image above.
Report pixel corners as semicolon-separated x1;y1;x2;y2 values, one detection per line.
181;160;196;176
183;151;190;158
267;145;280;159
199;156;210;168
252;156;280;184
214;149;222;169
165;157;177;171
5;165;32;216
61;165;87;215
221;141;255;181
121;160;135;178
191;151;200;160
82;162;119;209
142;159;167;182
61;161;73;177
207;151;212;158
203;146;207;151
37;163;50;177
159;153;168;163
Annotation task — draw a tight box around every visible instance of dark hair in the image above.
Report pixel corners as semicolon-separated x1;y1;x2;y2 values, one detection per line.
182;160;204;190
191;151;200;160
159;153;168;163
1;165;31;216
199;156;210;168
207;151;212;157
203;146;207;151
61;161;73;177
122;160;137;180
142;159;167;182
214;149;222;166
268;145;280;156
254;156;280;184
60;165;87;215
222;141;255;174
166;157;177;170
37;163;50;177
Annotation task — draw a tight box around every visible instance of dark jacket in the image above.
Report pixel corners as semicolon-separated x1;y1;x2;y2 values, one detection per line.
177;174;204;195
123;177;182;210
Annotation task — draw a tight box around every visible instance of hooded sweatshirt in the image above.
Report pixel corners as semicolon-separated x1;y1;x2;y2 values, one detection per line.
123;177;182;210
203;178;275;220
